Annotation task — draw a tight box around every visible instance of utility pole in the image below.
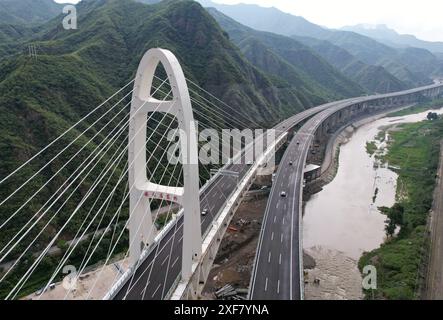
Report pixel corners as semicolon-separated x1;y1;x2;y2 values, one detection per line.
28;44;38;60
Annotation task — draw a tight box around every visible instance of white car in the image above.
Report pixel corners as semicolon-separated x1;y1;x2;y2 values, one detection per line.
201;209;209;216
280;191;287;197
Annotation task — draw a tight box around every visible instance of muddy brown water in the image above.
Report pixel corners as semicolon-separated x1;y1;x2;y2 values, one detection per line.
303;107;443;300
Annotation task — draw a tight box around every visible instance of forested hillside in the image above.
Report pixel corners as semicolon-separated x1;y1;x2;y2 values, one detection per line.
0;0;364;296
199;0;443;90
0;0;62;25
208;8;365;98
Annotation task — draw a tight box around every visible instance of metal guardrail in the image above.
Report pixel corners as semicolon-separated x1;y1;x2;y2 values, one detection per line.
104;129;287;299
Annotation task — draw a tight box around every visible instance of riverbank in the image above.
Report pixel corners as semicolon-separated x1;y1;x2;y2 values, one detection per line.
425;140;443;299
305;105;417;196
359;117;443;299
303;104;443;300
303;114;401;299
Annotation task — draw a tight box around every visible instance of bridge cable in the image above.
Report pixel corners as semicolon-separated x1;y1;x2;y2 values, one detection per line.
64;110;182;300
31;96;179;299
4;88;175;298
0;79;135;186
0;101;133;264
0;97;132;233
0;88;134;211
0;78;169;260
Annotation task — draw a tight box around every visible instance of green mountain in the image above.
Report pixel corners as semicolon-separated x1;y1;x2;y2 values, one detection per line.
1;0;359;283
322;32;434;87
394;47;443;78
197;0;330;39
0;0;63;25
198;0;438;88
0;24;28;43
0;0;330;131
342;24;443;54
295;36;407;93
207;8;365;99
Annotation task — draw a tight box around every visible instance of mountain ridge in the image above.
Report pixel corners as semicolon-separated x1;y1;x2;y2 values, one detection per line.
2;0;342;296
208;7;365;99
342;24;443;54
198;0;440;88
294;35;407;93
0;0;63;25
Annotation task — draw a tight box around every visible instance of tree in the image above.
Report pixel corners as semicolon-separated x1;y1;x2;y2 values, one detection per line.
381;203;404;237
388;203;404;226
427;112;438;120
57;239;68;251
385;221;396;237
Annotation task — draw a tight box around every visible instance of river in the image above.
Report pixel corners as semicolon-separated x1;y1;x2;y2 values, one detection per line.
303;107;443;300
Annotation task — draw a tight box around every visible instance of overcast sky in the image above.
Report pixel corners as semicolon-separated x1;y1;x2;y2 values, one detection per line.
54;0;443;42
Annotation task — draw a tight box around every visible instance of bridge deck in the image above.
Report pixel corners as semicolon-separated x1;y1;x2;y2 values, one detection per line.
112;83;443;300
250;83;443;300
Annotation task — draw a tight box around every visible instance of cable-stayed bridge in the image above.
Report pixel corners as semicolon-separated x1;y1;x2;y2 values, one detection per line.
0;48;442;300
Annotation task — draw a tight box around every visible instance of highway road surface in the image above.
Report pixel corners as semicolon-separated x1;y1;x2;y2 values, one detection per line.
250;109;330;300
114;83;443;300
111;103;333;299
250;83;443;300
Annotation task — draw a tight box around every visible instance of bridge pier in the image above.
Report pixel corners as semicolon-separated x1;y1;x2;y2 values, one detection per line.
307;85;443;187
171;132;288;299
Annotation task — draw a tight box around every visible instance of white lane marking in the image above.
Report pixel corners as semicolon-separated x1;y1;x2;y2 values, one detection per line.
171;256;179;268
276;202;280;209
161;255;169;266
265;278;268;292
281;234;283;243
152;283;162;298
289;136;308;300
219;194;223;200
277;280;280;294
271;232;274;241
274;216;276;223
268;252;272;263
220;182;225;188
283;217;285;224
284;204;287;210
279;254;282;265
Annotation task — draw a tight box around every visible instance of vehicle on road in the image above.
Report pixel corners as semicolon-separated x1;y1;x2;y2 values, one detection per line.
201;209;209;216
289;161;293;166
296;141;300;145
280;191;287;197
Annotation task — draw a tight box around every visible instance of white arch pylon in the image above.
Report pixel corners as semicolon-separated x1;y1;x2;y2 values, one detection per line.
128;48;201;281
